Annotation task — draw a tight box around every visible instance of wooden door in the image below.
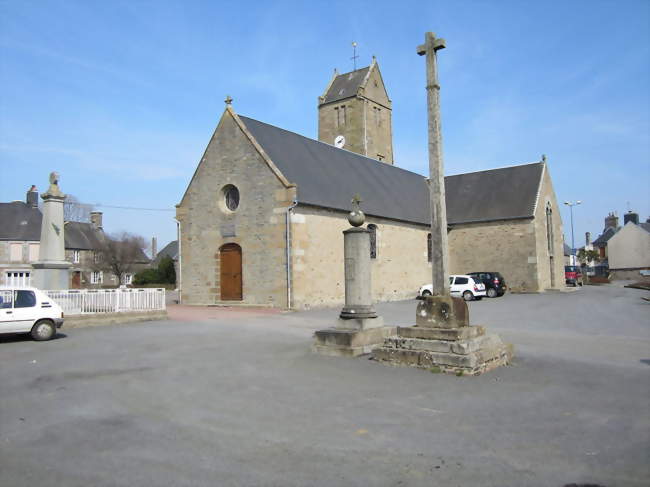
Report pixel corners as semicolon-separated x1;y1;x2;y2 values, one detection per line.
220;244;242;301
72;272;81;289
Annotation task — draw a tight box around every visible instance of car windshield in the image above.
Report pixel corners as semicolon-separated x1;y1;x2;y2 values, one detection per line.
565;266;578;272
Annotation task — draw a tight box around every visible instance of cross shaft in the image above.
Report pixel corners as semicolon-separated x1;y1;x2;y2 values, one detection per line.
418;31;449;296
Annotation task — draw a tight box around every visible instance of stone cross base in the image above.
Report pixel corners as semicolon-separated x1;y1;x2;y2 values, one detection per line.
373;324;513;376
312;323;395;357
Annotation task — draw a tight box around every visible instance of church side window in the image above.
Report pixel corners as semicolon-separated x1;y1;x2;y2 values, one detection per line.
368;224;377;259
335;105;346;128
545;204;554;256
427;233;432;262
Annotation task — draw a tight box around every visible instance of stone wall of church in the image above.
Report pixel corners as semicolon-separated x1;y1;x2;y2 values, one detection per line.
532;165;565;290
447;219;539;292
318;97;366;158
290;206;431;309
176;112;295;307
318;96;393;164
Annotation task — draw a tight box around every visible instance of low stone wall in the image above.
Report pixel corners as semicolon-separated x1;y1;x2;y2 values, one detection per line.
610;269;650;281
63;310;168;329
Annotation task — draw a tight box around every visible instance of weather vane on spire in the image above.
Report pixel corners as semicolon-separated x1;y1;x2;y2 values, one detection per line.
351;42;359;70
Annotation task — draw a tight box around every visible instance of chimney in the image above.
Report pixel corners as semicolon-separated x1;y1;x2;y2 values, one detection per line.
623;210;639;226
585;232;591;246
26;185;38;208
152;237;157;259
604;212;618;230
90;211;103;230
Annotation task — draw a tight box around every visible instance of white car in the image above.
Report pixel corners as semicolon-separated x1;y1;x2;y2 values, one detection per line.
418;275;487;301
0;287;64;341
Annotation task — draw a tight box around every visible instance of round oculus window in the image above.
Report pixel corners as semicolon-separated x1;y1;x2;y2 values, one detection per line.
223;185;240;211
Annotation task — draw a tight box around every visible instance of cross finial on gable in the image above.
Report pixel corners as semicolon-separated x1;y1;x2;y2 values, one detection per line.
225;95;233;105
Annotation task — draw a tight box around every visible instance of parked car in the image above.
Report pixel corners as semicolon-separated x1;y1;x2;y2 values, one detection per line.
564;266;583;287
0;287;64;341
467;272;507;298
418;275;487;301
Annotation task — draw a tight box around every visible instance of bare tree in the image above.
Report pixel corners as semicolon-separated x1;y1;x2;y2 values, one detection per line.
64;195;93;223
95;232;149;285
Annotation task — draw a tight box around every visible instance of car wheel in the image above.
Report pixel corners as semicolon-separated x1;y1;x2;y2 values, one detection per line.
462;291;473;301
421;290;432;297
31;320;55;341
487;288;497;298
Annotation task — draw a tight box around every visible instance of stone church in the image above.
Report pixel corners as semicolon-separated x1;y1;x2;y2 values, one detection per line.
176;59;565;308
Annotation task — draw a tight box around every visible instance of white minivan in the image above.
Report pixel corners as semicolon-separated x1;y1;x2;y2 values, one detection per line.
418;275;487;301
0;287;64;341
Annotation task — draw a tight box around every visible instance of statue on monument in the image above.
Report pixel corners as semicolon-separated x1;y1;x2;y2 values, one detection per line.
43;171;65;199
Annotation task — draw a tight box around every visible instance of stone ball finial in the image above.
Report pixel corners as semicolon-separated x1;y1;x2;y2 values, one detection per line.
348;194;365;227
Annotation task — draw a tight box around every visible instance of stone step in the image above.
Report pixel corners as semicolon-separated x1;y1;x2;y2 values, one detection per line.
373;344;510;375
396;325;485;341
383;334;500;355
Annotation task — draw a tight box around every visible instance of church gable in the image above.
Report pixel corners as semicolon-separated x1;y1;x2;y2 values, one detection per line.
179;108;293;208
176;108;296;306
359;61;390;108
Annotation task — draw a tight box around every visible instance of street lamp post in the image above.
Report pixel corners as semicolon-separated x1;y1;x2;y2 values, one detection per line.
564;200;582;264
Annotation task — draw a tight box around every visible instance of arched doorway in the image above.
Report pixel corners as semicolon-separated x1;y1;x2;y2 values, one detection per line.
220;243;242;301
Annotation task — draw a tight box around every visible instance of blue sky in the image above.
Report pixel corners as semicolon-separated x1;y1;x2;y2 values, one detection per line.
1;0;648;251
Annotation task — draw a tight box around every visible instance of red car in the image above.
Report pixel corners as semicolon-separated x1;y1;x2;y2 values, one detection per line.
565;266;583;287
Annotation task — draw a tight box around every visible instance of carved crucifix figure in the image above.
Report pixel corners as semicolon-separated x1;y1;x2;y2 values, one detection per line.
417;32;450;296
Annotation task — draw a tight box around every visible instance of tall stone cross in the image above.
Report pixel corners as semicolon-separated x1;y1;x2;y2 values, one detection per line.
417;31;450;296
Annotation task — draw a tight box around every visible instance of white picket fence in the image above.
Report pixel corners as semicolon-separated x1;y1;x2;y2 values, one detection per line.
45;288;166;315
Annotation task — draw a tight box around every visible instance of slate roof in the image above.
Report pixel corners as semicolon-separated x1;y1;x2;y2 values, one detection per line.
153;240;178;265
0;201;103;250
239;115;545;226
592;227;617;246
639;222;650;233
0;202;42;241
65;222;103;250
321;67;370;104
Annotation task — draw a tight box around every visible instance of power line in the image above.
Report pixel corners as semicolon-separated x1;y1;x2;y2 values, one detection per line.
93;204;175;212
66;202;174;212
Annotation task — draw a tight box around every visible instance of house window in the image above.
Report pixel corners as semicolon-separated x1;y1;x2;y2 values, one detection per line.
93;251;102;264
10;243;22;262
122;273;133;285
72;250;80;264
29;244;40;262
427;233;432;262
368;224;377;259
91;271;103;284
5;271;30;287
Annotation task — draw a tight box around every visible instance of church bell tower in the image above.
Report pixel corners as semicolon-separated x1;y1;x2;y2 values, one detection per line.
318;57;394;164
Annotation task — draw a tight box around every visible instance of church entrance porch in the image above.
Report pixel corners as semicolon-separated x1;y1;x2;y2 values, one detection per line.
219;243;242;301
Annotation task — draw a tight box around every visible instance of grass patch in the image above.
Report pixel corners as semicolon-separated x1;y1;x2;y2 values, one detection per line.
429;366;442;374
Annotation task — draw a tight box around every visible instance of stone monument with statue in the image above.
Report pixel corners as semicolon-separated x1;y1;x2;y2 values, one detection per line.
31;172;71;290
373;32;513;375
312;195;395;356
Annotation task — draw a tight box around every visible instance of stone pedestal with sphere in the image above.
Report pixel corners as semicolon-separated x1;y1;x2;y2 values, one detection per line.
312;196;395;357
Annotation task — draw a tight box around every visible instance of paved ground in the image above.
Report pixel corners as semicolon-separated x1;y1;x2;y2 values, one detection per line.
1;284;648;487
